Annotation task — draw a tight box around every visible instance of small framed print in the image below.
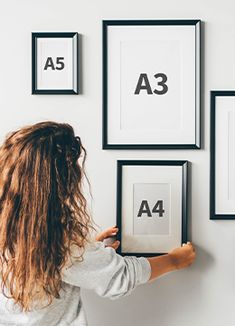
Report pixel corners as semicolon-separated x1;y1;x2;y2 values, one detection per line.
116;160;188;256
103;20;201;149
210;91;235;219
32;32;79;94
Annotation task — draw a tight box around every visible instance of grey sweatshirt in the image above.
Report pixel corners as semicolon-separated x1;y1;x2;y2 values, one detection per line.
0;241;151;325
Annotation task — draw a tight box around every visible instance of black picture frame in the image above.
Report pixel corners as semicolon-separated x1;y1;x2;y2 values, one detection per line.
103;20;201;149
116;160;188;256
210;91;235;219
32;32;79;95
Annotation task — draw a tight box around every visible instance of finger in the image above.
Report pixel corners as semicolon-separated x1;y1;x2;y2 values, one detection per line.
182;242;193;248
110;227;119;235
186;242;195;252
96;227;119;241
109;241;120;250
189;253;196;264
103;228;118;239
106;226;119;234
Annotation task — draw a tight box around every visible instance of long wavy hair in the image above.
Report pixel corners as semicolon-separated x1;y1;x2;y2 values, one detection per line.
0;121;93;311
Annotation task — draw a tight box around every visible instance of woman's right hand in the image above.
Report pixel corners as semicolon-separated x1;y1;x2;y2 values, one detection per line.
169;242;196;270
147;242;196;281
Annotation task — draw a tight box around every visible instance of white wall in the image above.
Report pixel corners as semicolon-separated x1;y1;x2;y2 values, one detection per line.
1;0;235;325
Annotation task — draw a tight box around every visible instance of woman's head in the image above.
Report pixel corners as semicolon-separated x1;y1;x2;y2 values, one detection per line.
0;121;92;311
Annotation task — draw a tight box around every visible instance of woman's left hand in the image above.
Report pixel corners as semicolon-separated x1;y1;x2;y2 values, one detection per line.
96;226;120;250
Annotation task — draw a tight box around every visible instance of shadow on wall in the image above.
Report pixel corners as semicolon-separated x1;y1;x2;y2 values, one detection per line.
82;246;214;326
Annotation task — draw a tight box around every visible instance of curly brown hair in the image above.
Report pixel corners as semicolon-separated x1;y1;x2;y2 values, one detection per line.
0;121;93;311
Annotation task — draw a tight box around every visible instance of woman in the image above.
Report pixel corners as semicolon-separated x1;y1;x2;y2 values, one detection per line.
0;121;195;325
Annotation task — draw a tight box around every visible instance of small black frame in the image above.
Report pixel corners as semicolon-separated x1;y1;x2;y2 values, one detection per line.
32;32;79;94
103;20;201;149
116;160;188;256
210;90;235;219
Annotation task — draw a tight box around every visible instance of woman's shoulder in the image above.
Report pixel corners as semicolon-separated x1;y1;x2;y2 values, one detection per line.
63;240;105;270
61;240;111;287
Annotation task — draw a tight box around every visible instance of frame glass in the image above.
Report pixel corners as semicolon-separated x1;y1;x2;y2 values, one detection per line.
210;91;235;219
32;32;79;94
116;160;188;256
103;20;201;149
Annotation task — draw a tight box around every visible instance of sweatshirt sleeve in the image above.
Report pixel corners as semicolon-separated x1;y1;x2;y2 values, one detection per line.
62;241;151;299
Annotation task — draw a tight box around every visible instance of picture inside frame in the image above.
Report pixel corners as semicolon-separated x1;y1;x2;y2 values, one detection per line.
116;160;188;256
133;183;171;236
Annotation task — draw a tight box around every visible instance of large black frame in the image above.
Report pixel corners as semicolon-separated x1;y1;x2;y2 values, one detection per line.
32;32;79;95
103;20;201;149
116;160;188;256
210;90;235;219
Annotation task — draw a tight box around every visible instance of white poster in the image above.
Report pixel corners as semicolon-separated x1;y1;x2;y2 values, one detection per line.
37;38;73;90
133;183;170;235
120;40;181;131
